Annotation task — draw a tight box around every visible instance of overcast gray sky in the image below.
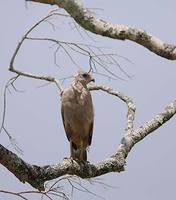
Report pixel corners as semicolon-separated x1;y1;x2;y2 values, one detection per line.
1;0;176;200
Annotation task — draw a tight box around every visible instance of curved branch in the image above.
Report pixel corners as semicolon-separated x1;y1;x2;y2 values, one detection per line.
123;100;176;152
27;0;176;60
9;12;65;91
88;85;136;133
0;85;176;191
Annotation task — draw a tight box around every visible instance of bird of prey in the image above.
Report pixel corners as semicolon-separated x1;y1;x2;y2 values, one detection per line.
61;71;94;162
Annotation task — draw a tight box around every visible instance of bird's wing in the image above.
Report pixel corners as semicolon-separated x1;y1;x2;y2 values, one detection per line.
88;120;94;146
86;93;94;146
61;102;71;141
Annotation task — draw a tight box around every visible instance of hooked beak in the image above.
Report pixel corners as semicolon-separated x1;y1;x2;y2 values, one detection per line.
89;74;95;83
91;78;95;82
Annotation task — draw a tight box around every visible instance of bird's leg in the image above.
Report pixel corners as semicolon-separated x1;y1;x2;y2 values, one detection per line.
63;142;74;162
70;141;75;160
79;140;83;161
80;140;88;162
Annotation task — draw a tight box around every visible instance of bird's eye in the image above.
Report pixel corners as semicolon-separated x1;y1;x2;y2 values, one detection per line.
82;73;88;78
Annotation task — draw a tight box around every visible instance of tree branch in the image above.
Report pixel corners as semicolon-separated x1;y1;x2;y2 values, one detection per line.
0;85;175;190
9;9;129;93
25;36;128;80
9;12;65;92
88;85;135;133
125;99;176;150
26;0;176;60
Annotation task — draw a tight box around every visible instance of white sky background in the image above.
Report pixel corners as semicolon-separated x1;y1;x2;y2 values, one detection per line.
1;0;176;199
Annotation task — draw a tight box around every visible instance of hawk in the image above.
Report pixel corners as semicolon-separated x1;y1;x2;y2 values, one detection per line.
61;71;94;161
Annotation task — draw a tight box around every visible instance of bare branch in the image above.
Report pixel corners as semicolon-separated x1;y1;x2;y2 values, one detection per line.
117;99;176;159
0;190;28;200
0;76;19;134
0;187;69;200
89;85;136;133
0;76;23;155
66;176;105;199
9;12;66;92
8;9;129;97
26;36;129;80
27;0;176;60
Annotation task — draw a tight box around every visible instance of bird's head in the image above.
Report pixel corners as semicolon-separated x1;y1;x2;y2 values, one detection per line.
74;71;95;86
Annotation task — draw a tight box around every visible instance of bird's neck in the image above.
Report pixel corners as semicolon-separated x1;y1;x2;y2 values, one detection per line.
71;80;87;93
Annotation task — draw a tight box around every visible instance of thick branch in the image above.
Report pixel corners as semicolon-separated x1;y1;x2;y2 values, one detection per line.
123;100;176;151
27;0;176;60
1;85;176;190
119;100;176;157
0;143;124;191
0;143;45;190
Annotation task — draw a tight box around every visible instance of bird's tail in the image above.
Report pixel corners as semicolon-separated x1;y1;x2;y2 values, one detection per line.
71;141;87;161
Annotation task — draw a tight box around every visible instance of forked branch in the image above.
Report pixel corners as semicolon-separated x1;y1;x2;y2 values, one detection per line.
9;12;66;91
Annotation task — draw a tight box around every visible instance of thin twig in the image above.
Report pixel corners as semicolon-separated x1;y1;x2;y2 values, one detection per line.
26;36;129;80
0;76;19;134
0;190;28;200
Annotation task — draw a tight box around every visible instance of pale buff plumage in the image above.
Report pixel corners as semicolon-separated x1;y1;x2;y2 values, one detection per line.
61;71;94;161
